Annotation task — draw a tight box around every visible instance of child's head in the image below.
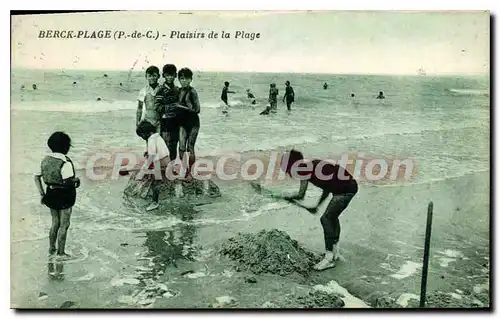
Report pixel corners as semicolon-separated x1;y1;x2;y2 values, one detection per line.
246;89;250;92
285;80;290;86
136;121;157;140
47;131;72;155
224;81;230;87
280;149;304;175
270;83;276;88
178;68;193;88
145;66;160;86
162;64;177;84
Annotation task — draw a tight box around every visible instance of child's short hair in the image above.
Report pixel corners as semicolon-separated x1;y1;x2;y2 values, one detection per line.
224;81;230;86
47;131;72;155
145;66;160;76
178;68;193;79
136;121;157;138
281;149;304;175
162;64;177;76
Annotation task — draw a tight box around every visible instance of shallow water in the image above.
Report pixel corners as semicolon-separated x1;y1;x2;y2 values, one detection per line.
10;69;490;308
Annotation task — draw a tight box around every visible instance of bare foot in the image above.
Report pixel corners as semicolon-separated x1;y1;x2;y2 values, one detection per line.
313;257;336;271
49;247;56;255
183;173;193;182
56;253;72;261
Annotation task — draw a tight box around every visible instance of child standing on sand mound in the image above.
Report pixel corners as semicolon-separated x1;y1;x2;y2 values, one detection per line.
136;66;162;134
177;67;201;180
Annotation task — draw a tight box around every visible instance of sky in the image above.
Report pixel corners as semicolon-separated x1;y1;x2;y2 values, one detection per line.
11;11;490;75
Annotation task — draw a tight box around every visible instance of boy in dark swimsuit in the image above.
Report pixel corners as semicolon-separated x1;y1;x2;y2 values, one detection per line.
155;64;181;161
279;149;358;270
221;81;235;108
268;83;279;113
283;80;295;111
177;67;201;178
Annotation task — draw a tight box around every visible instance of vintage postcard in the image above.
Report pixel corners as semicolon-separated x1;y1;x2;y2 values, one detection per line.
10;10;490;309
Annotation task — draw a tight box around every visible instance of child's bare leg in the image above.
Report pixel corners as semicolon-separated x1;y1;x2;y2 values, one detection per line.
185;124;199;178
49;209;60;255
179;127;187;161
146;179;161;211
314;193;354;270
152;179;160;203
56;208;72;256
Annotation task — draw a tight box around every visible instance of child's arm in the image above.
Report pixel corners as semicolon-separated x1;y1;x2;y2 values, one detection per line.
154;85;166;115
137;88;145;125
136;101;143;126
190;89;201;114
34;174;45;199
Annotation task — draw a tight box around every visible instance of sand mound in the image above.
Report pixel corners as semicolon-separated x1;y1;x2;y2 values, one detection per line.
288;290;345;308
123;171;221;200
219;229;319;276
375;291;488;308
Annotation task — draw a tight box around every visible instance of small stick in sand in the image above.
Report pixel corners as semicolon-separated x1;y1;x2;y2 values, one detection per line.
420;201;434;308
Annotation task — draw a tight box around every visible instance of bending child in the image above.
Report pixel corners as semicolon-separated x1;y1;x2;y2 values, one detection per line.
136;121;171;211
278;149;358;270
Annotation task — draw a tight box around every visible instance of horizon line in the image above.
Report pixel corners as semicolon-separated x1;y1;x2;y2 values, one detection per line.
10;66;489;77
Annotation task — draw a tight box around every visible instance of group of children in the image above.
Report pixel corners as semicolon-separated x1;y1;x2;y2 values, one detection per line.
34;69;359;271
135;64;202;211
221;81;295;115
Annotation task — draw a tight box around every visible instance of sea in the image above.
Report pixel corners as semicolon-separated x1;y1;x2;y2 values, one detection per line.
10;69;491;308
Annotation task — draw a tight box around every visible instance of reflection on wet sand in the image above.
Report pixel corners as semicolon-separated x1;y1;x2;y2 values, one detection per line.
143;206;198;272
48;261;64;281
120;206;200;307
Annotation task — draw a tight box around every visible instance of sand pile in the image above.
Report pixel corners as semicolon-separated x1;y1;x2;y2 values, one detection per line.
288;290;345;308
375;291;488;308
123;171;221;200
219;229;319;276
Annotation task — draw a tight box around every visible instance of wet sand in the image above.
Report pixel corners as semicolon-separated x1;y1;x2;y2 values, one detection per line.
11;171;490;308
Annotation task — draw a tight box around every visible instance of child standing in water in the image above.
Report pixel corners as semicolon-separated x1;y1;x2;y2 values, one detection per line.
220;81;235;114
268;83;279;113
283;80;295;111
34;132;80;258
376;91;385;99
136;121;170;211
177;68;201;179
136;66;162;133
